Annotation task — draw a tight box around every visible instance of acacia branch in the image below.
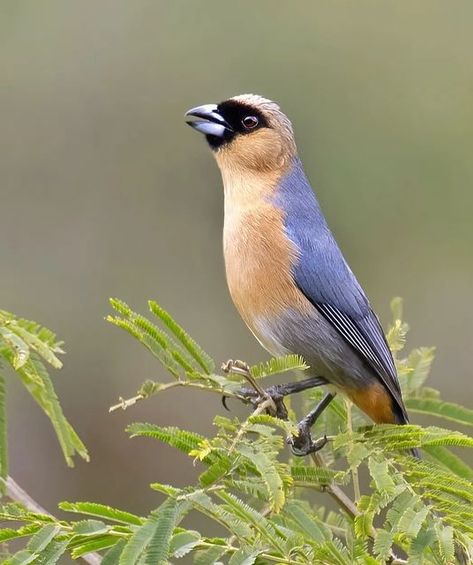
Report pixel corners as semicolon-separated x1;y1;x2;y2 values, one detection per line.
5;476;102;565
310;452;359;518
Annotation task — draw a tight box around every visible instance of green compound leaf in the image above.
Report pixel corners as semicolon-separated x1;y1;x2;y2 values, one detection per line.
60;501;143;526
127;423;205;456
406;397;473;427
250;354;308;380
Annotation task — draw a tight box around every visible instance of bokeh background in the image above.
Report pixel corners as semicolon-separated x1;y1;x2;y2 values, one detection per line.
2;0;472;522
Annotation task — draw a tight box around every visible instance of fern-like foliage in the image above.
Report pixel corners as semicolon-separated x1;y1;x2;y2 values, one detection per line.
2;298;473;564
0;309;88;486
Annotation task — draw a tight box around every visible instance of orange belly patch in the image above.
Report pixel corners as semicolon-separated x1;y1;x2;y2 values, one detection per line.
346;382;396;424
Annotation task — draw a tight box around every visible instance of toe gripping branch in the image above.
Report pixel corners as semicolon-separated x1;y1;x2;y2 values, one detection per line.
287;392;335;456
221;359;335;456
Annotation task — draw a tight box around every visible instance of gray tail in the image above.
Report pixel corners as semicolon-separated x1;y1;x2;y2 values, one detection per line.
394;403;420;459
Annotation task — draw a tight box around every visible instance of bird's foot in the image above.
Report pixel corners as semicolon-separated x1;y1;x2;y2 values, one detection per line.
222;359;287;419
221;359;287;418
287;423;328;456
221;359;251;377
236;384;289;420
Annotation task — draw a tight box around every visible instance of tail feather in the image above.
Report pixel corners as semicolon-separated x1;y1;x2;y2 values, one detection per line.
348;385;420;459
393;401;420;459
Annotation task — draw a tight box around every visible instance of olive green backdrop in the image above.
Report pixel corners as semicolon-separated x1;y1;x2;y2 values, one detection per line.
2;1;472;516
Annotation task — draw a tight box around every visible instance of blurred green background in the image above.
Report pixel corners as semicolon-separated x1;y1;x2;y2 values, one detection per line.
2;1;472;518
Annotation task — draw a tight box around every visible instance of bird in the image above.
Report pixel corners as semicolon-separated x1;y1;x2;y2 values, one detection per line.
185;94;412;456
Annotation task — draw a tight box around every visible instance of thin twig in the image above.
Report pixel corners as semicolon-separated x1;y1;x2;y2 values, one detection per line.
4;476;102;565
345;400;361;502
222;359;263;395
110;359;279;414
229;398;274;452
309;452;359;518
108;380;245;412
308;455;408;564
109;379;245;412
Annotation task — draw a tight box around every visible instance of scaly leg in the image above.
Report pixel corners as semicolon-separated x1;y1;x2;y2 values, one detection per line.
288;392;336;456
222;359;327;420
237;376;328;419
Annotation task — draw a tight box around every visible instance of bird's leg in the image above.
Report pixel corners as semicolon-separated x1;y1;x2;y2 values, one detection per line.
237;376;328;420
288;392;336;456
222;359;327;420
222;359;284;418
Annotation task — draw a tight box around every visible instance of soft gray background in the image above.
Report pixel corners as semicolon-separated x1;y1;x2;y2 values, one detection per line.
2;1;472;517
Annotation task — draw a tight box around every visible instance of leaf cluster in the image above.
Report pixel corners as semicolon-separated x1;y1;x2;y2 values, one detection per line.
0;309;88;489
2;299;473;564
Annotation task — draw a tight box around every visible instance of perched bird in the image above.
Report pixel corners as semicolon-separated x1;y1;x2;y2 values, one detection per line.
185;94;411;455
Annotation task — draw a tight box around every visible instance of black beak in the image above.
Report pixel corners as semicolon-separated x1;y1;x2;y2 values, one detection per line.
185;104;233;138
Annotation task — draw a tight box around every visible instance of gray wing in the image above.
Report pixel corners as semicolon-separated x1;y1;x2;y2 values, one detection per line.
289;227;408;422
275;157;407;422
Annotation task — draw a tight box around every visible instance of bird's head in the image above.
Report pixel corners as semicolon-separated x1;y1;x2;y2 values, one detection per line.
185;94;297;173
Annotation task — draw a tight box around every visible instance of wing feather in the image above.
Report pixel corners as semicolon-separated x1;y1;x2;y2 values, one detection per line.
275;158;408;422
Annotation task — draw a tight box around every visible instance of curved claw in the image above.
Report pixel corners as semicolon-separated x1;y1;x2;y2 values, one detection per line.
221;359;251;376
287;432;329;457
234;385;288;419
221;395;231;411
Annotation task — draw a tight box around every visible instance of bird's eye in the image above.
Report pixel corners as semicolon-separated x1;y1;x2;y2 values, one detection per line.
242;115;259;130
